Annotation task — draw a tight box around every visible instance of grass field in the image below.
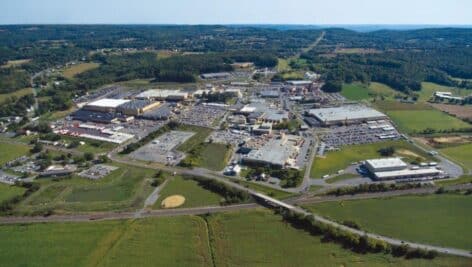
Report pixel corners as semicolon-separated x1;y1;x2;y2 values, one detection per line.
176;125;213;152
341;83;370;100
386;109;471;134
0;141;30;165
194;143;232;171
18;163;155;213
1;59;31;68
61;136;117;154
153;176;223;209
0;210;470;266
207;210;471;267
0;184;26;203
310;140;431;178
305;194;472;250
419;82;470;102
237;180;295;199
435;176;472;187
439;143;472;172
62;62;100;78
0;87;33;104
276;58;290;72
325;173;359;184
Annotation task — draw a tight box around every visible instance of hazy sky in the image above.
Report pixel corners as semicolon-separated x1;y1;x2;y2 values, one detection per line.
1;0;471;25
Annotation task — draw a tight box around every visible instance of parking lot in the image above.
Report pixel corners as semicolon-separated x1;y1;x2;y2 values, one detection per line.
78;164;118;180
207;130;250;146
177;104;226;128
130;130;195;165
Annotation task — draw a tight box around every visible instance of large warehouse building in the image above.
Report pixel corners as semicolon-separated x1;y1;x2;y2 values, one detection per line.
135;89;189;101
364;157;443;180
309;105;387;126
84;99;130;113
116;100;161;116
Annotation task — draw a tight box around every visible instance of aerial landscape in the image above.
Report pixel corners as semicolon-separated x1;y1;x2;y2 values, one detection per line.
0;0;471;266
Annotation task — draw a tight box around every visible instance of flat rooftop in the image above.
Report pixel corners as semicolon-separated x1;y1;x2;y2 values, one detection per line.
309;105;386;122
365;157;408;169
375;168;441;179
86;98;130;108
136;89;187;99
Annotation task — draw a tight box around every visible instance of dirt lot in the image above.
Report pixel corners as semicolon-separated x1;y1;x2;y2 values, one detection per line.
414;135;472;149
430;103;472;120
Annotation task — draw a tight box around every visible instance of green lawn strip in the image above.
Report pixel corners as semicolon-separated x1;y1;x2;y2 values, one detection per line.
61;136;117;154
435;176;472;187
305;194;472;250
310;140;431;178
186;143;232;171
0;141;30;165
0;183;26;203
153;175;223;209
207;209;471;267
439;143;472;172
326;173;359;184
175;124;213;152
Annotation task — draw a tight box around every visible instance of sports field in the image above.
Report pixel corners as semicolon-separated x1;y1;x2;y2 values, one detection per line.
440;143;472;172
62;62;100;78
0;141;30;165
153;176;222;209
18;163;155;213
1;211;470;267
310;140;430;178
306;194;472;250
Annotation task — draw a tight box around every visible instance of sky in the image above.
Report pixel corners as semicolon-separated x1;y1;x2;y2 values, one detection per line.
1;0;471;25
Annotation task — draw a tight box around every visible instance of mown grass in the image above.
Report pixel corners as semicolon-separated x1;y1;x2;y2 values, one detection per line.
305;194;472;250
435;176;472;187
419;82;470;102
153;175;223;209
439;143;472;172
176;125;213;152
310;140;431;178
61;136;117;154
62;62;100;78
341;82;404;101
0;141;30;165
237;180;295;199
207;210;471;267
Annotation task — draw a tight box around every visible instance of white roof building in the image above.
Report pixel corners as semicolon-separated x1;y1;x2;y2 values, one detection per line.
86;99;130;109
365;157;408;172
309;105;387;126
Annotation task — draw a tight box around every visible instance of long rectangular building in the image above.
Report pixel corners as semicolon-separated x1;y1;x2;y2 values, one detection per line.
309;105;387;126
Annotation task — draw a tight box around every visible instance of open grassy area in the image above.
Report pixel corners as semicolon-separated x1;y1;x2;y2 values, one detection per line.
439;143;472;172
435;176;472;187
176;125;213;152
207;210;471;267
153;175;223;209
0;141;30;165
0;87;33;104
310;140;431;178
1;59;31;68
369;82;404;98
237;180;295;199
305;194;472;250
276;58;290;72
341;83;370;100
325;173;359;184
62;62;100;78
419;82;470;102
17;163;155;213
0;184;26;203
0;217;212;267
192;143;232;171
61;136;117;154
386;109;471;134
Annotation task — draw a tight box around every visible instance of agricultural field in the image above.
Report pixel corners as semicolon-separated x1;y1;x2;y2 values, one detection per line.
0;184;26;203
0;87;33;104
0;217;212;267
153;176;223;209
62;62;100;78
341;82;404;101
1;59;31;68
440;143;472;172
207;210;471;267
305;194;472;250
430;103;472;121
17;163;155;214
0;141;30;165
310;140;431;178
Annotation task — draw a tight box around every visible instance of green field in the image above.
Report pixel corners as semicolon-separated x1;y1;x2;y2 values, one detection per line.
341;83;370;100
440;143;472;172
0;87;33;104
325;173;359;184
0;184;26;203
310;140;430;178
306;194;472;250
207;210;471;267
193;143;232;171
435;176;472;187
237;180;295;199
62;62;100;78
153;176;223;209
61;136;117;154
0;141;30;165
1;210;470;267
419;82;470;102
386;109;471;134
176;125;213;152
18;163;155;213
0;217;212;267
